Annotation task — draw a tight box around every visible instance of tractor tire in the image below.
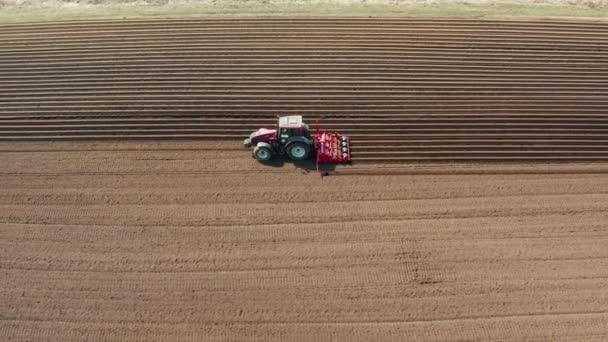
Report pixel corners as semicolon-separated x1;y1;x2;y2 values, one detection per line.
253;145;273;162
287;142;310;161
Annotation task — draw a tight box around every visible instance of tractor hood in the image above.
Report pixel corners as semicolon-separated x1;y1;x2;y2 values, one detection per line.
250;128;276;139
244;127;277;148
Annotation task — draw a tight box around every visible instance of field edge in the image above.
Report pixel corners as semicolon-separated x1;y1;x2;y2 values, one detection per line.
0;0;607;24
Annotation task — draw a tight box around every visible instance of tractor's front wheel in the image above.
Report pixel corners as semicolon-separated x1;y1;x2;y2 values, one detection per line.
287;142;310;161
253;145;273;162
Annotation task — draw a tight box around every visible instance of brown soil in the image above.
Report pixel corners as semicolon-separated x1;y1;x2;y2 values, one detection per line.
1;140;608;341
1;18;608;162
2;17;608;341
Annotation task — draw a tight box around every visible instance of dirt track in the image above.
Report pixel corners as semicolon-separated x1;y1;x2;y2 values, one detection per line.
1;18;608;161
0;141;607;341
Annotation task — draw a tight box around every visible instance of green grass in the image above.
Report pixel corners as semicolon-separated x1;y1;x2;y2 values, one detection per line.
0;0;606;24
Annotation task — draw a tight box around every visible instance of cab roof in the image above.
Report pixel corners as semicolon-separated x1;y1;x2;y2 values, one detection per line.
278;115;303;128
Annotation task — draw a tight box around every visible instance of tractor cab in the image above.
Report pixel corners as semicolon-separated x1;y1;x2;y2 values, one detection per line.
278;115;311;144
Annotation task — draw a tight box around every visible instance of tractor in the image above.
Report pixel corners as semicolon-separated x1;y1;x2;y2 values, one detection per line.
243;115;351;173
243;115;312;162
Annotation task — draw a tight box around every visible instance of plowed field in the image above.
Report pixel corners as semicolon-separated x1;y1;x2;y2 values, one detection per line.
2;17;608;341
1;18;608;161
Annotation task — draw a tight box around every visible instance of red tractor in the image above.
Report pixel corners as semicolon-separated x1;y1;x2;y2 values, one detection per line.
243;115;351;172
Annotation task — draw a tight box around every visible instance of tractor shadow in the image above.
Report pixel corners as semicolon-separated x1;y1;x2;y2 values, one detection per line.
259;158;337;175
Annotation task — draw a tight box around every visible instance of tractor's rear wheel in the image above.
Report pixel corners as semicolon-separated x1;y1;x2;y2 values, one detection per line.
287;142;310;161
253;145;273;162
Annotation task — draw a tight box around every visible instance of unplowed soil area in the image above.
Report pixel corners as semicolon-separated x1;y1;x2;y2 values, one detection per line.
1;141;608;341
